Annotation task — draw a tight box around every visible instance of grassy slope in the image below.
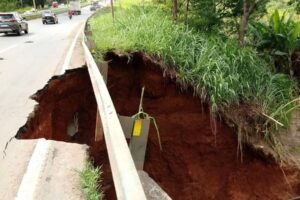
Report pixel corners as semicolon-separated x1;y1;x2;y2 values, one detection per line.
89;6;299;156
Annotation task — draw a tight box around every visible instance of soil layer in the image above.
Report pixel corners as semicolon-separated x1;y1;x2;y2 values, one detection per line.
16;68;97;144
105;52;300;200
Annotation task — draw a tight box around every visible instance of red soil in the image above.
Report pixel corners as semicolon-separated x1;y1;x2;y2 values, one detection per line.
16;59;300;200
105;52;300;200
16;68;97;145
15;67;115;199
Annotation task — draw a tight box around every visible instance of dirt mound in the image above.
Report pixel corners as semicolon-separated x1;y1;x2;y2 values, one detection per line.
105;51;300;200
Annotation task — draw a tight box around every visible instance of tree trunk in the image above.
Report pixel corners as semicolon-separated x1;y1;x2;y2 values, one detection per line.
185;0;189;24
32;0;36;10
111;0;115;21
172;0;178;22
238;11;250;47
238;0;258;47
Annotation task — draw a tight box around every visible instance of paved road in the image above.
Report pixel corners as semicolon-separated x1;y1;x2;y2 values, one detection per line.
0;6;93;155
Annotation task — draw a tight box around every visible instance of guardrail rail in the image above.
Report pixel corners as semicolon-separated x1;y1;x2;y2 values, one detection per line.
82;36;147;200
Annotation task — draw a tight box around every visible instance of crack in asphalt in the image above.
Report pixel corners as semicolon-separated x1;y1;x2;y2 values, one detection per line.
2;136;15;159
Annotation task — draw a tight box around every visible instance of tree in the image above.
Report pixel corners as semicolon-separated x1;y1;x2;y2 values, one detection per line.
186;0;268;45
238;0;258;46
0;0;17;11
35;0;46;8
188;0;226;31
172;0;178;22
187;0;244;32
184;0;190;24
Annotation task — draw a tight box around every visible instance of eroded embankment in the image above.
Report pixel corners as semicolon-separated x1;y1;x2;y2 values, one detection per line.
16;67;97;144
15;67;115;198
105;52;300;200
15;60;300;200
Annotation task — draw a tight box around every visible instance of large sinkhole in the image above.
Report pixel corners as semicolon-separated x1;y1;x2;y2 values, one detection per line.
15;67;115;198
16;67;97;144
16;56;300;199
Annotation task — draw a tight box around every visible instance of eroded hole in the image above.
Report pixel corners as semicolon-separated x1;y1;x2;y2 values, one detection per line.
104;51;300;200
16;67;97;144
15;66;114;197
15;56;300;200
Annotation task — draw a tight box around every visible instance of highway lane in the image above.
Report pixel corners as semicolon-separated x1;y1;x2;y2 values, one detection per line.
0;6;94;154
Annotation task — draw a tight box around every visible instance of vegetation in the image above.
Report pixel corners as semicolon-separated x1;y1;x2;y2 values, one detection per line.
79;161;103;200
89;7;298;137
250;10;300;75
0;0;18;12
21;7;68;20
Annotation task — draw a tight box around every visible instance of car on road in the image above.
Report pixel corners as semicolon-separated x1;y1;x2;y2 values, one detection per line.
23;10;33;15
42;10;58;24
90;5;97;11
70;0;81;15
0;12;28;36
90;1;101;11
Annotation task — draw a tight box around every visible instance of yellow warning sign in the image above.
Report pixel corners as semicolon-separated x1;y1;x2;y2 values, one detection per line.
133;119;142;137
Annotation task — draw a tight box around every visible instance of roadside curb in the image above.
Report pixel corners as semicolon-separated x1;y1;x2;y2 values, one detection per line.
15;139;50;200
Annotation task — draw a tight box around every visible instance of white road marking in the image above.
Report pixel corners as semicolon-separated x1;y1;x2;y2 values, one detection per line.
0;34;40;55
60;24;84;74
0;44;18;54
15;139;50;200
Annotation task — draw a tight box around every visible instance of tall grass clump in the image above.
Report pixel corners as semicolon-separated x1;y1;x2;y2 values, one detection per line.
89;7;299;136
79;161;103;200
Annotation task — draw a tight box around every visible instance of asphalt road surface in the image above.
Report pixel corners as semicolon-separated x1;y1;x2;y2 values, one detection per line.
0;6;94;155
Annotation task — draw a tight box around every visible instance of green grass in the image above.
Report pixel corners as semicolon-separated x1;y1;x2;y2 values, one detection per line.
15;6;33;13
89;6;299;152
79;161;103;200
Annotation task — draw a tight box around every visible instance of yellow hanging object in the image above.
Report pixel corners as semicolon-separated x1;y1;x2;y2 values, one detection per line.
133;119;142;137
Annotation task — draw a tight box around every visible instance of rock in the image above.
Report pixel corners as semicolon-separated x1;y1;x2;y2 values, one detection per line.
138;170;172;200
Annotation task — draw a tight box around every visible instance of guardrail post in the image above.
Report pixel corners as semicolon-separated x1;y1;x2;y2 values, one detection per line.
95;111;103;142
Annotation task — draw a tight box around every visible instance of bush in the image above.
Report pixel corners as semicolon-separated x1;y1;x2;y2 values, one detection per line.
249;10;300;75
0;0;18;12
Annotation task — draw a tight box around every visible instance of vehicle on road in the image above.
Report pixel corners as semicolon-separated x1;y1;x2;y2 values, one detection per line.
23;10;33;15
68;10;72;20
42;10;58;24
90;5;97;11
70;0;81;15
0;12;28;36
90;1;101;11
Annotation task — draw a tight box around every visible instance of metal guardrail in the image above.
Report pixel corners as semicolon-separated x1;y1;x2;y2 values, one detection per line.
82;37;147;199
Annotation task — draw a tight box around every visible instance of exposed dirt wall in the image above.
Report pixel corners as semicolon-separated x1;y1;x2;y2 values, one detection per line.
15;67;116;199
105;52;300;200
14;59;300;200
16;68;97;145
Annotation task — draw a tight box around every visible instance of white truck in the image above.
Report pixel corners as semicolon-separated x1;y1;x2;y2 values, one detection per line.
69;0;81;15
